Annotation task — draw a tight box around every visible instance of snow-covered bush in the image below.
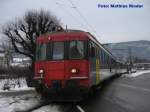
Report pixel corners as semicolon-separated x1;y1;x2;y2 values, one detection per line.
0;77;28;91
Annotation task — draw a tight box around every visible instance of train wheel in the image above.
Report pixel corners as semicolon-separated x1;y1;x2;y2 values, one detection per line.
92;86;101;93
82;88;94;99
35;84;43;93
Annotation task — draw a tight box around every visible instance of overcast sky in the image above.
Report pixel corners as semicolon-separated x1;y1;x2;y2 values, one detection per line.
0;0;150;43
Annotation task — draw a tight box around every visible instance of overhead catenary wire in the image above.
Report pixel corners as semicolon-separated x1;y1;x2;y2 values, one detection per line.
67;0;100;37
55;1;90;31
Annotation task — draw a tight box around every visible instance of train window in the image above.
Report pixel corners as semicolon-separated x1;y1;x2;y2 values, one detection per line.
100;50;104;64
46;43;52;60
69;41;84;59
36;43;47;60
106;54;109;65
104;53;106;64
89;42;92;57
108;56;110;65
96;47;100;58
89;42;95;58
106;55;109;64
52;42;64;60
105;54;108;68
91;46;95;57
102;51;105;64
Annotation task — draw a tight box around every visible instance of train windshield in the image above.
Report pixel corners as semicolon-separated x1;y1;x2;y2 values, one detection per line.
36;40;85;60
52;42;64;60
69;41;84;59
36;43;47;60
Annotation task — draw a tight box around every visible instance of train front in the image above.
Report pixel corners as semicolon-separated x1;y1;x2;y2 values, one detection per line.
34;31;90;96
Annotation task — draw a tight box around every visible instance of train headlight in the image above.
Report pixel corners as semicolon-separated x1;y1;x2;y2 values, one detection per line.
38;69;44;79
71;68;79;74
39;69;44;74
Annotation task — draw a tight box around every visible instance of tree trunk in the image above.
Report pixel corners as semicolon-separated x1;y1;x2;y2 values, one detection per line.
26;58;36;87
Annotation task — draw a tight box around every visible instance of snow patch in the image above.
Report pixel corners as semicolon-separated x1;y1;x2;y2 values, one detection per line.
13;96;41;111
123;70;150;77
0;93;41;112
0;77;35;92
32;105;61;112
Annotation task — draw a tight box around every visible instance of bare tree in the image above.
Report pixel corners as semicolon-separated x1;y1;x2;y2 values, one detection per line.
1;41;13;68
2;10;62;69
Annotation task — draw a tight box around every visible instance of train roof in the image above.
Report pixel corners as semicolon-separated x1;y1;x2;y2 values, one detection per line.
38;29;89;40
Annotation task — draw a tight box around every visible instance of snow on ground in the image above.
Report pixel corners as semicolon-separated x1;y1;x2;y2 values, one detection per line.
12;94;41;112
0;97;14;112
0;77;62;112
0;77;43;112
32;105;61;112
0;93;41;112
0;93;63;112
1;70;150;112
123;70;150;78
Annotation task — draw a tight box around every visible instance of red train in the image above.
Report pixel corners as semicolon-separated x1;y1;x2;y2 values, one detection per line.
34;30;127;98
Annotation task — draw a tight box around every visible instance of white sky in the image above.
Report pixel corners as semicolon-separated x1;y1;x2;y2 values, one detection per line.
0;0;150;43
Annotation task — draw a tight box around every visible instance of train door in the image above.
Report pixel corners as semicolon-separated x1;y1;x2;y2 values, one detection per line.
95;47;100;85
89;41;96;86
89;41;100;86
46;42;65;81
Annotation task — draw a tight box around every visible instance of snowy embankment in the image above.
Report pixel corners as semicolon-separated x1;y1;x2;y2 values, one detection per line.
0;94;61;112
0;78;62;112
0;78;35;93
0;78;63;112
32;105;61;112
124;70;150;78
